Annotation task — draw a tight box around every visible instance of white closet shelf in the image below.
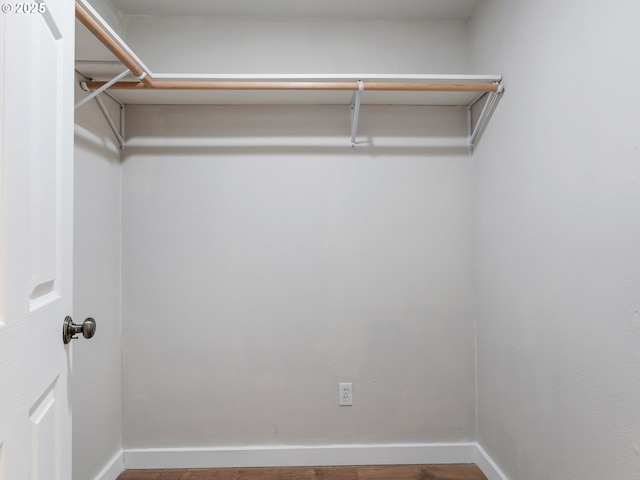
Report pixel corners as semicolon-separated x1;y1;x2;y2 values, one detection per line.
75;0;503;148
79;73;502;106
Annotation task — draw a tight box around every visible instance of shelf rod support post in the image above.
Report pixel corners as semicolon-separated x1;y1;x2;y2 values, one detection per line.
74;68;130;110
349;80;364;149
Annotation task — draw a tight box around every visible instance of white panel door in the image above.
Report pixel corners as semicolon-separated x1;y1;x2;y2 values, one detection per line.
0;0;74;479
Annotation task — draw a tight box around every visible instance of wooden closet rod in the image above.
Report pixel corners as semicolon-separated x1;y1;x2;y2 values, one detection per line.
85;80;500;93
75;1;154;88
76;0;499;94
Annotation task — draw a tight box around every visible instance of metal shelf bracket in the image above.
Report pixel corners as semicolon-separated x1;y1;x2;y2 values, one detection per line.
468;83;504;150
349;80;364;148
79;81;126;150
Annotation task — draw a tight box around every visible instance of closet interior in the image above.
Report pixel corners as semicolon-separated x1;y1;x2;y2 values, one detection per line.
73;1;640;480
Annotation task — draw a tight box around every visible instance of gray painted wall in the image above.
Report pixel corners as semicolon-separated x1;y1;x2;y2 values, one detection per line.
73;76;123;480
116;10;478;450
471;0;640;478
121;16;470;74
120;105;476;447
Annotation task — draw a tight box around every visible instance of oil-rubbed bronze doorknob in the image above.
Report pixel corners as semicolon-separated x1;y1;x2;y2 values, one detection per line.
62;316;96;344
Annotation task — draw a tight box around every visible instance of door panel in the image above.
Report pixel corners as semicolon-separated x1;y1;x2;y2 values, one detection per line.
0;1;74;479
29;6;59;307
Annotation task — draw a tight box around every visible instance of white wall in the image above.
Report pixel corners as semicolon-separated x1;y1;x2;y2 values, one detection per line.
121;16;470;74
470;1;640;479
120;104;476;448
73;77;123;479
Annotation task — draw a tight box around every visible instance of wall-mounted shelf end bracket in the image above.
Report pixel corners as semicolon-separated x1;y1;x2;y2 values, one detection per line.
78;79;126;150
75;65;150;150
468;83;504;150
349;80;364;149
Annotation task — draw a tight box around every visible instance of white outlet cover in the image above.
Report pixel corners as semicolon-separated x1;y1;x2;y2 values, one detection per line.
339;382;353;406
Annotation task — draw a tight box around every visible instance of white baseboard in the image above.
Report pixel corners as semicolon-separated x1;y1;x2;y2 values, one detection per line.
122;442;509;480
473;444;510;480
124;442;476;469
95;449;124;480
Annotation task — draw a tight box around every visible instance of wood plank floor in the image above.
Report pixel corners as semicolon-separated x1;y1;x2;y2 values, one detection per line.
116;464;487;480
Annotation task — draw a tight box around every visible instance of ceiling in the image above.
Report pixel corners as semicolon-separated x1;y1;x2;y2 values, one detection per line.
108;0;482;21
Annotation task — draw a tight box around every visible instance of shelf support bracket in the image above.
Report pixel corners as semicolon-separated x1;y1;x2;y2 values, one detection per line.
468;83;504;150
74;68;130;110
349;80;364;149
94;93;125;150
79;81;126;150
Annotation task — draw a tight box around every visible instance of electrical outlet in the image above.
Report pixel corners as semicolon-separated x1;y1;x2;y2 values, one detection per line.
339;382;353;406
